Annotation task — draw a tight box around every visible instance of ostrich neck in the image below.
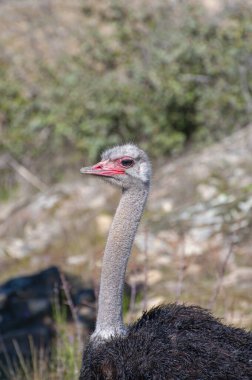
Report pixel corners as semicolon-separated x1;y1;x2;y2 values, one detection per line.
92;184;149;340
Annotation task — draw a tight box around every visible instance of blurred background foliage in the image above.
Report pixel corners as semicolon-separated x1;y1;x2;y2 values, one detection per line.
1;3;252;376
0;0;252;180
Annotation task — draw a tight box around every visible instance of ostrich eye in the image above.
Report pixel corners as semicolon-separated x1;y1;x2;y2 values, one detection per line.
120;158;134;168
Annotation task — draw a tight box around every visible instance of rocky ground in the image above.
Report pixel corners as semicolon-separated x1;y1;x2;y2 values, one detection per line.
0;125;252;329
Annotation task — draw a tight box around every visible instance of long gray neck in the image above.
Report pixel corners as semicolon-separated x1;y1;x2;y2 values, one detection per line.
91;183;149;341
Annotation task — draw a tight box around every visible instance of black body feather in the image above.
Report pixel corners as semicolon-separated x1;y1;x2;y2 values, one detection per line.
80;304;252;380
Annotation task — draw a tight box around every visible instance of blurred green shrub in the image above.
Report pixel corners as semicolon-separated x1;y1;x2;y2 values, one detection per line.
0;0;252;170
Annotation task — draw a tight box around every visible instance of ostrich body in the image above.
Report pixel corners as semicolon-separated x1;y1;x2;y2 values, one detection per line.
79;144;252;380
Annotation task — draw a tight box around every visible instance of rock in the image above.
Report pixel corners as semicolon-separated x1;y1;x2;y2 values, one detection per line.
183;235;203;256
148;269;163;286
67;255;88;266
135;232;169;257
3;238;31;259
128;269;163;287
197;183;218;201
239;197;252;213
186;264;201;276
0;266;96;375
161;200;174;213
155;255;171;266
0;181;111;262
96;214;112;234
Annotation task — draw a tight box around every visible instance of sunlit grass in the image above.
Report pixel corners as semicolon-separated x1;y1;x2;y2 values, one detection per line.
0;296;82;380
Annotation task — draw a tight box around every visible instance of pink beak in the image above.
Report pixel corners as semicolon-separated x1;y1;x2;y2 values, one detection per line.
80;160;125;177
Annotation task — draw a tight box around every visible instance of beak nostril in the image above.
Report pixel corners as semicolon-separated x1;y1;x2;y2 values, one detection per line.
93;164;103;170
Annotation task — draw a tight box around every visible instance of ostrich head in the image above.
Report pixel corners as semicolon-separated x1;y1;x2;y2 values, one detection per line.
80;144;151;189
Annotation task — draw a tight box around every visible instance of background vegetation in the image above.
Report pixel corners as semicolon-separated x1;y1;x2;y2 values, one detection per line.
1;1;252;378
0;0;252;184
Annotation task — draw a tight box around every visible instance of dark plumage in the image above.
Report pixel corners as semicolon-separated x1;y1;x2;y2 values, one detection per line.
79;145;252;380
80;304;252;380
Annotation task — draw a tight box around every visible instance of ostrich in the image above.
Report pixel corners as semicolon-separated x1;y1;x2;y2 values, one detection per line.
79;144;252;380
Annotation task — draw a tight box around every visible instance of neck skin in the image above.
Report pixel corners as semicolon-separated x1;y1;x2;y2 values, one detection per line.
91;182;149;341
